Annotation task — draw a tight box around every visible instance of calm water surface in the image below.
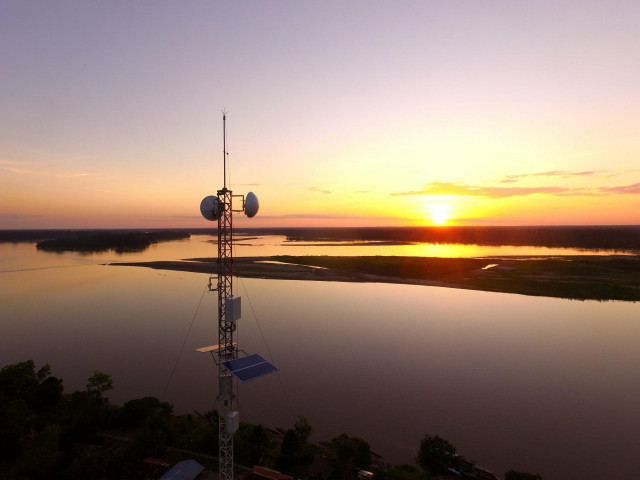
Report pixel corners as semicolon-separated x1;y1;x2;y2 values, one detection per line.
1;235;639;480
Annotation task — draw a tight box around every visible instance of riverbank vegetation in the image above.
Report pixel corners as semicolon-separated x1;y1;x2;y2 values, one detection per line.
0;360;542;480
35;231;189;253
3;226;640;252
272;255;640;301
252;226;640;252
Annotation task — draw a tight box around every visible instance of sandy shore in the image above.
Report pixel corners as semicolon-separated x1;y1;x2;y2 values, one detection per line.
111;255;640;301
111;257;453;287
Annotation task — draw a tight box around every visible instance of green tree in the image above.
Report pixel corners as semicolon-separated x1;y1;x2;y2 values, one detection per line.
293;415;312;442
59;371;116;444
86;371;113;399
236;423;271;465
278;416;315;471
121;396;172;427
131;404;174;457
416;434;460;475
107;398;174;478
15;426;62;479
35;374;64;412
328;433;372;478
190;409;219;455
0;360;63;463
0;360;63;412
0;399;31;461
0;360;41;399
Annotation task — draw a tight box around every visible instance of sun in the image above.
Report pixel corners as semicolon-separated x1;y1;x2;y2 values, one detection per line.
427;203;452;226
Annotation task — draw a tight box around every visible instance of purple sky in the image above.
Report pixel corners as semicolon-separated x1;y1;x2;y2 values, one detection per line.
2;1;639;228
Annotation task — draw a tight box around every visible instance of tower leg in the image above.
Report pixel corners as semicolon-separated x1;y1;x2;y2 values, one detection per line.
217;188;236;480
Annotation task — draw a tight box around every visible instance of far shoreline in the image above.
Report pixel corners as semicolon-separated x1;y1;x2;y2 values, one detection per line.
3;225;640;252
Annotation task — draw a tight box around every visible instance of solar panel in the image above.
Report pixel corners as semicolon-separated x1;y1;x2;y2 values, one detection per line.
222;354;278;382
233;362;279;382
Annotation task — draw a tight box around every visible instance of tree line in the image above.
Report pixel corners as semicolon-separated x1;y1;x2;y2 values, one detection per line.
0;360;542;480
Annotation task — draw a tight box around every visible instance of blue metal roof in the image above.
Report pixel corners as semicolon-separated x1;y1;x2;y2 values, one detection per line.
158;460;204;480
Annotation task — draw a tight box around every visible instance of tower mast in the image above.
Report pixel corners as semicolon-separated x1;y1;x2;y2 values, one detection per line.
217;111;236;480
199;113;271;480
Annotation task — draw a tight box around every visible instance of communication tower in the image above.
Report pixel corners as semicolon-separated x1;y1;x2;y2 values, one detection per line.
199;113;276;480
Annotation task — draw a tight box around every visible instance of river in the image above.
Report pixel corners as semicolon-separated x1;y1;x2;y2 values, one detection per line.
1;235;639;479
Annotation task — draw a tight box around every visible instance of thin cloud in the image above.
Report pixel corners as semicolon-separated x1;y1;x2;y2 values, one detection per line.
258;213;397;221
500;170;603;183
391;182;568;198
600;183;640;194
2;166;99;178
263;214;356;219
307;187;332;194
391;181;640;198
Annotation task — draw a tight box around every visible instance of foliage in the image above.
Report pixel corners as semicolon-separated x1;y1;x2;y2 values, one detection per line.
121;396;172;427
0;361;120;478
86;370;113;399
416;434;460;475
192;410;220;455
0;399;32;461
129;399;174;458
274;225;640;251
293;415;313;442
59;372;116;445
277;416;315;473
0;360;63;464
0;360;547;480
236;423;271;465
14;426;62;478
327;433;372;478
0;360;63;413
36;231;190;254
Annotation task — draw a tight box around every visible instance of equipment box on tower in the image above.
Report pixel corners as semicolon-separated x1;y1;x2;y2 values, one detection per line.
225;296;241;323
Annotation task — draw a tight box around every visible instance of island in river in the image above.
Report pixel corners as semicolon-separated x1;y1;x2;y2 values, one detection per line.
3;227;638;300
112;254;640;302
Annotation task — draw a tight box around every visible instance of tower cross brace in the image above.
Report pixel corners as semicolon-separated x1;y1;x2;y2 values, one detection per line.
216;186;236;480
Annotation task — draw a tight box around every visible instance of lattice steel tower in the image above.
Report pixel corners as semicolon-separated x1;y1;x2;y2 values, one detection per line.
199;113;268;480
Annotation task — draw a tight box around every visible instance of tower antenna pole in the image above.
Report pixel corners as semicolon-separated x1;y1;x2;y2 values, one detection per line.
217;111;235;480
199;112;269;480
222;109;227;190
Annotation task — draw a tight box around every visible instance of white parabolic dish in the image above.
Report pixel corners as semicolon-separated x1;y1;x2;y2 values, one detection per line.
244;192;259;218
200;195;221;221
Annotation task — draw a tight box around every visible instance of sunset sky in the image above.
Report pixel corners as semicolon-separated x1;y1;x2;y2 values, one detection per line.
2;1;639;229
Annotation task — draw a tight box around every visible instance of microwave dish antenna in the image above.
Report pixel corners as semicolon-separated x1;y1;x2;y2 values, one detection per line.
244;191;259;218
200;195;221;221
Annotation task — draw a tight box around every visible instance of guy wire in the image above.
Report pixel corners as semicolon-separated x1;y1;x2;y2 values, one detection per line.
238;276;297;422
161;283;209;400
